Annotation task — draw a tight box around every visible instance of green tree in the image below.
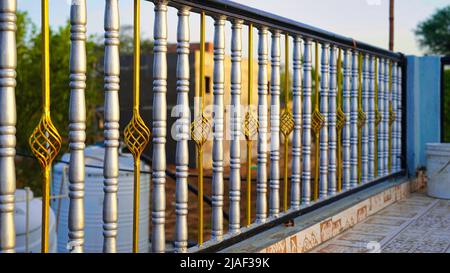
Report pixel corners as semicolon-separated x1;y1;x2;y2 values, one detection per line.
415;6;450;55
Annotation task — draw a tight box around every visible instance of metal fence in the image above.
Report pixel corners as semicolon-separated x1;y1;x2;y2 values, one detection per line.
0;0;406;253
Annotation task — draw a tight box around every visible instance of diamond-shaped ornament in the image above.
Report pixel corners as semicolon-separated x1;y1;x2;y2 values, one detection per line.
243;111;259;141
357;110;367;129
311;109;325;135
280;110;294;137
389;108;396;126
124;113;151;158
190;113;211;147
29;114;62;169
375;109;382;127
336;108;346;131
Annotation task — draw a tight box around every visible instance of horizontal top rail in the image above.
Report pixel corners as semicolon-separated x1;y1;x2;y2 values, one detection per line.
153;0;403;62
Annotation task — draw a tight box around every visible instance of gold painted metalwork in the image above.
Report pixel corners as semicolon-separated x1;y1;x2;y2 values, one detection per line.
282;34;293;211
336;49;344;192
357;53;366;183
191;113;211;147
245;23;254;226
312;42;324;201
388;61;395;172
243;111;259;141
28;0;62;253
191;11;210;245
124;0;151;253
280;110;294;137
374;59;381;177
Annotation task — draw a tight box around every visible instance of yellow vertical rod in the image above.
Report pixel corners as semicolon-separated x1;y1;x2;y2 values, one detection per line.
374;59;379;177
132;161;140;252
388;61;393;172
132;0;141;253
133;0;140;112
42;0;50;112
357;53;363;184
313;42;320;201
41;0;50;253
283;34;289;211
197;11;206;245
42;166;50;253
246;23;253;226
336;49;342;192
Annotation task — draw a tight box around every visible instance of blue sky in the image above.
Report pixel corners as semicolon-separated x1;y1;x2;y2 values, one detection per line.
18;0;450;56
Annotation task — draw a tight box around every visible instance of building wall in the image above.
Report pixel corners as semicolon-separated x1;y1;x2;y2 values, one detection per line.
406;56;441;177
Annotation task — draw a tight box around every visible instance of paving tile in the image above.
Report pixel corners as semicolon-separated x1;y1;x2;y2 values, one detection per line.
311;192;450;253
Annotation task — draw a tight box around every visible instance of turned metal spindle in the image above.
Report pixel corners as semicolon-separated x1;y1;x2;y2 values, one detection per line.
229;19;243;234
174;6;190;253
383;59;389;176
350;51;358;188
396;64;402;171
0;0;17;253
368;56;376;181
328;45;337;196
269;30;281;217
68;0;87;253
291;36;302;209
361;54;369;183
152;0;168;253
256;26;269;223
390;62;398;172
319;43;329;198
383;60;390;176
301;38;312;205
377;59;385;177
342;49;351;190
102;0;120;253
211;15;226;241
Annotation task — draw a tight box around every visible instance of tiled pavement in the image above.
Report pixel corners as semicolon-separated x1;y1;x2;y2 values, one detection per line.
310;192;450;253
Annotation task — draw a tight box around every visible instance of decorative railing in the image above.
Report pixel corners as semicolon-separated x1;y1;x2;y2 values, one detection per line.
0;0;405;253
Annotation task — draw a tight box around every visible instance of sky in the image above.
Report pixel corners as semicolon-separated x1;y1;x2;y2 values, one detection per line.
17;0;450;56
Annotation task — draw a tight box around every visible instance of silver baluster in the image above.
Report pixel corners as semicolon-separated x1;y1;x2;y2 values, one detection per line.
229;19;243;234
68;0;87;253
319;43;329;198
328;45;337;196
0;0;16;253
361;54;369;183
396;64;402;171
269;30;281;217
211;15;226;241
102;0;120;253
377;59;385;177
383;59;389;176
301;38;312;204
368;56;375;181
291;36;302;209
256;26;268;223
152;0;168;253
174;6;190;253
391;62;398;172
342;49;351;190
350;51;358;188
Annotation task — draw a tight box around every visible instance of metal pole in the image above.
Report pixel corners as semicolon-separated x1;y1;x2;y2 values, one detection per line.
389;0;394;51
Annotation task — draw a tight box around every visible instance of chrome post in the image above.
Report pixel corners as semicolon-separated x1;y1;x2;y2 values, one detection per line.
68;0;87;253
102;0;120;253
269;30;281;217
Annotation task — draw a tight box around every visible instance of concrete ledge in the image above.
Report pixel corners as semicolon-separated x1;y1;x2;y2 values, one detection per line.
221;173;426;253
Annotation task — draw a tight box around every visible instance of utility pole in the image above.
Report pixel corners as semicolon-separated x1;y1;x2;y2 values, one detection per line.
389;0;394;51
